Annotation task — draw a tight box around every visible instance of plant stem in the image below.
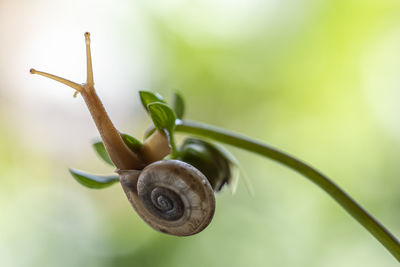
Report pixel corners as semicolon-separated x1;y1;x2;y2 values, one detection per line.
175;120;400;262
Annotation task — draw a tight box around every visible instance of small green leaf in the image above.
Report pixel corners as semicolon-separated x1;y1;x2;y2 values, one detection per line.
69;169;119;189
172;92;185;119
120;133;142;152
93;142;114;166
148;102;176;133
139;91;166;111
93;133;142;166
143;126;156;140
148;102;177;156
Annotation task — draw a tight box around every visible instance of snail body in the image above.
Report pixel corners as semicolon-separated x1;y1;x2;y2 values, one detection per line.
30;33;215;236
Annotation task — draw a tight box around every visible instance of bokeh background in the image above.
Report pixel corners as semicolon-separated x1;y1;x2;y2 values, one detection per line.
1;0;400;266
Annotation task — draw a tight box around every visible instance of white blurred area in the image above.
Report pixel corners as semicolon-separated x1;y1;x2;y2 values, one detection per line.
0;0;155;160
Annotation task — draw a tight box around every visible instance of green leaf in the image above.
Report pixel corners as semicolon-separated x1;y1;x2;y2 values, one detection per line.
139;91;166;111
207;141;253;195
172;92;185;119
148;102;177;157
143;126;156;140
148;102;176;133
93;141;114;166
93;133;142;166
120;133;142;152
178;137;252;194
69;169;119;189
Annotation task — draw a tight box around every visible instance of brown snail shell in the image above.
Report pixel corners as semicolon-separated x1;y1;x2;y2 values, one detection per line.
118;160;216;236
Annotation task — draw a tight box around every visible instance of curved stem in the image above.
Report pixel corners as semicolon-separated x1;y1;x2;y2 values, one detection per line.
175;120;400;261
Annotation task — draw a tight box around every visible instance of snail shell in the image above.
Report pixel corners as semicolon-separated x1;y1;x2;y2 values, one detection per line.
118;160;216;236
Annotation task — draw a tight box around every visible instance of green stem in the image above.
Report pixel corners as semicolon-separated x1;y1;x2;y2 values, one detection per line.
175;120;400;262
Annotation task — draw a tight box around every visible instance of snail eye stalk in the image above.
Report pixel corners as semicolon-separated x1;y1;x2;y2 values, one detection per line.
30;32;93;94
30;33;145;170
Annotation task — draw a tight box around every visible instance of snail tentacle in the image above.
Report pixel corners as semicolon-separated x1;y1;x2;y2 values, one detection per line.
30;33;144;170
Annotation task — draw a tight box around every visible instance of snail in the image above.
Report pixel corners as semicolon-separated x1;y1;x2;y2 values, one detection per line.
30;32;215;236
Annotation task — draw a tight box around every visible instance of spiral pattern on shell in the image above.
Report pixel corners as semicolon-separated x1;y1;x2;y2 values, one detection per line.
119;160;216;236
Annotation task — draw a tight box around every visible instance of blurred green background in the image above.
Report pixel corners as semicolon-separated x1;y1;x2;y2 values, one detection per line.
1;0;400;266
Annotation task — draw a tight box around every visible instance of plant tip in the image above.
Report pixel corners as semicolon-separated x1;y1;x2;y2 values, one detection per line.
30;68;36;74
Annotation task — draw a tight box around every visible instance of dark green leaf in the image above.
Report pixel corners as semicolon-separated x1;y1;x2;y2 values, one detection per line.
139;91;166;111
93;141;114;166
202;141;253;195
93;133;142;166
177;137;252;194
143;126;156;140
148;102;176;133
69;169;119;189
172;92;185;119
179;138;231;191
